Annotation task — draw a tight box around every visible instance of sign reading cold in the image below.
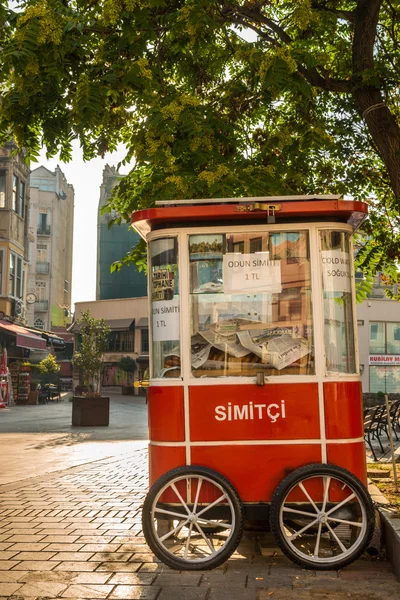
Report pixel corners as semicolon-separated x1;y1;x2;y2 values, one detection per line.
223;252;282;294
321;250;351;293
152;297;180;342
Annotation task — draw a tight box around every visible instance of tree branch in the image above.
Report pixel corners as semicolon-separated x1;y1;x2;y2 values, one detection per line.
311;2;355;23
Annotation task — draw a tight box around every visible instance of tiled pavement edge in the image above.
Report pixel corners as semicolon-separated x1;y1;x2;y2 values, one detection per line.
0;449;399;600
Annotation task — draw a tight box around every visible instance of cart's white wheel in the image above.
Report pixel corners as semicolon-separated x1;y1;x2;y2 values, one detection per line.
269;464;375;570
142;466;244;570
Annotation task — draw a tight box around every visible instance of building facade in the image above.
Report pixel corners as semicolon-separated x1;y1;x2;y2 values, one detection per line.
97;165;147;300
27;165;74;332
0;141;30;322
357;278;400;394
73;297;149;390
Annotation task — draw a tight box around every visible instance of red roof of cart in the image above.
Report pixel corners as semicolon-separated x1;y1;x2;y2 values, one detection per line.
131;195;368;239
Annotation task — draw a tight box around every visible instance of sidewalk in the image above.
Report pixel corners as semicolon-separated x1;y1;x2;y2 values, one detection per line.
0;448;399;600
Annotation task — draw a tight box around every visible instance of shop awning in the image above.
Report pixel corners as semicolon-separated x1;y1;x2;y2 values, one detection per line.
136;318;148;328
0;320;47;350
70;318;134;332
105;318;134;331
23;326;66;349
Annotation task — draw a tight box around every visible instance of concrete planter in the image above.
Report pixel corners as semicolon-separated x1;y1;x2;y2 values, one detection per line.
72;396;110;426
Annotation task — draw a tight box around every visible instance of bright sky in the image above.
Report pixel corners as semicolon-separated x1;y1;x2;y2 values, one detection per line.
36;141;131;312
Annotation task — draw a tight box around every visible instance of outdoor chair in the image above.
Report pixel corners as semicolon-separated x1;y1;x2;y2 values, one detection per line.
364;405;386;460
389;399;400;441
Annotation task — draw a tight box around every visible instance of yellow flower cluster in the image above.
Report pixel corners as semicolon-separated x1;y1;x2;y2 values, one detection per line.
259;46;298;81
165;175;188;195
102;0;139;24
136;58;152;80
161;95;200;121
190;135;213;153
292;0;313;31
198;165;230;187
17;0;64;45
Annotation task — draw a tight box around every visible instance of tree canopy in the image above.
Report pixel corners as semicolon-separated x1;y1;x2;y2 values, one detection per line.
0;1;399;293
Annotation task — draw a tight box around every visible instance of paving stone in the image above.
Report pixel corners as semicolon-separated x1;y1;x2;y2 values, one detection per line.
0;582;23;596
10;551;58;561
89;552;133;562
53;561;102;572
0;551;19;560
80;543;122;552
155;573;202;586
0;561;21;570
108;573;156;585
12;560;60;571
200;572;246;587
15;581;69;596
0;570;26;582
109;585;161;599
61;583;114;598
49;551;96;561
208;587;257;599
96;562;141;572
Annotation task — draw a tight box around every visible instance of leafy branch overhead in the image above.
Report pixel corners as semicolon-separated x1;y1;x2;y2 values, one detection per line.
1;1;399;289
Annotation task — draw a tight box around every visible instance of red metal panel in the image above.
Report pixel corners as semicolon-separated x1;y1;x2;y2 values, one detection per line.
189;383;320;441
327;441;367;486
148;386;185;442
324;381;363;439
131;200;368;238
149;444;186;486
191;444;322;502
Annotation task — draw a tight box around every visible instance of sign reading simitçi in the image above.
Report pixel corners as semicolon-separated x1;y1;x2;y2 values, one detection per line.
369;355;400;365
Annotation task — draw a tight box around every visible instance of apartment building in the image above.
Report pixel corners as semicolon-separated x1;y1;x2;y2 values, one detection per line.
27;165;74;331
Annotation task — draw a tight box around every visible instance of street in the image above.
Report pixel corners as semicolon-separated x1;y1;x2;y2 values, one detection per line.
0;392;148;486
0;393;399;599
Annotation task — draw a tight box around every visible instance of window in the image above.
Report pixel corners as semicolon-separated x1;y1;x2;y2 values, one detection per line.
107;331;134;352
19;181;25;218
150;237;180;378
12;175;18;212
0;170;5;208
370;366;400;394
38;213;49;234
34;317;44;330
35;280;46;301
8;253;15;296
30;178;55;192
37;244;47;263
320;230;355;374
141;329;149;353
370;322;400;354
189;231;313;378
16;258;22;298
64;280;69;292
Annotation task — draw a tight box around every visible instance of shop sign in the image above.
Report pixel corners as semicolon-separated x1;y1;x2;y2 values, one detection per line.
369;355;400;365
152;296;180;342
223;252;281;294
321;250;351;293
152;269;175;301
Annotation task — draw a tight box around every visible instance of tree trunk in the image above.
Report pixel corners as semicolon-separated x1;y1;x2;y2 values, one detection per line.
353;87;400;199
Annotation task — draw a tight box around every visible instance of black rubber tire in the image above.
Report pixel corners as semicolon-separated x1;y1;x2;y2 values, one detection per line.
269;463;375;571
142;465;244;570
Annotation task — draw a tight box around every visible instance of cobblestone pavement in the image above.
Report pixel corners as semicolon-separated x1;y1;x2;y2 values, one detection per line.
0;448;399;600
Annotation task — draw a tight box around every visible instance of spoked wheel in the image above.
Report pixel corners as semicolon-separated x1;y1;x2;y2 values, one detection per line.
269;464;375;570
142;466;244;570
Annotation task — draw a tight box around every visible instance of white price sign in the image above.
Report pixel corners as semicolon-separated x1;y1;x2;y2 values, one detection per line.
223;252;281;294
152;297;180;342
321;250;351;293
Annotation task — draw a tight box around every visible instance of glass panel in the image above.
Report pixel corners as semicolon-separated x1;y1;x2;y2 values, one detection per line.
370;366;400;394
12;176;17;212
189;232;313;377
0;170;5;208
16;257;22;298
19;181;25;218
386;323;400;354
150;238;180;378
369;322;385;354
9;253;15;296
320;231;355;373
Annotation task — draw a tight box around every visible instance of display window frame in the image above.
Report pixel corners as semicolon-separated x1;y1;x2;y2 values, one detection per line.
147;222;359;385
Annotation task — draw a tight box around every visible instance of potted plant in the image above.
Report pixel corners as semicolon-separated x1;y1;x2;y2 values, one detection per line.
71;310;111;426
37;354;60;403
118;356;137;395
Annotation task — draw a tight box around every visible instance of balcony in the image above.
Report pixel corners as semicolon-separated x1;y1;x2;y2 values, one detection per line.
37;225;51;236
35;300;49;312
106;340;134;353
36;261;50;274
